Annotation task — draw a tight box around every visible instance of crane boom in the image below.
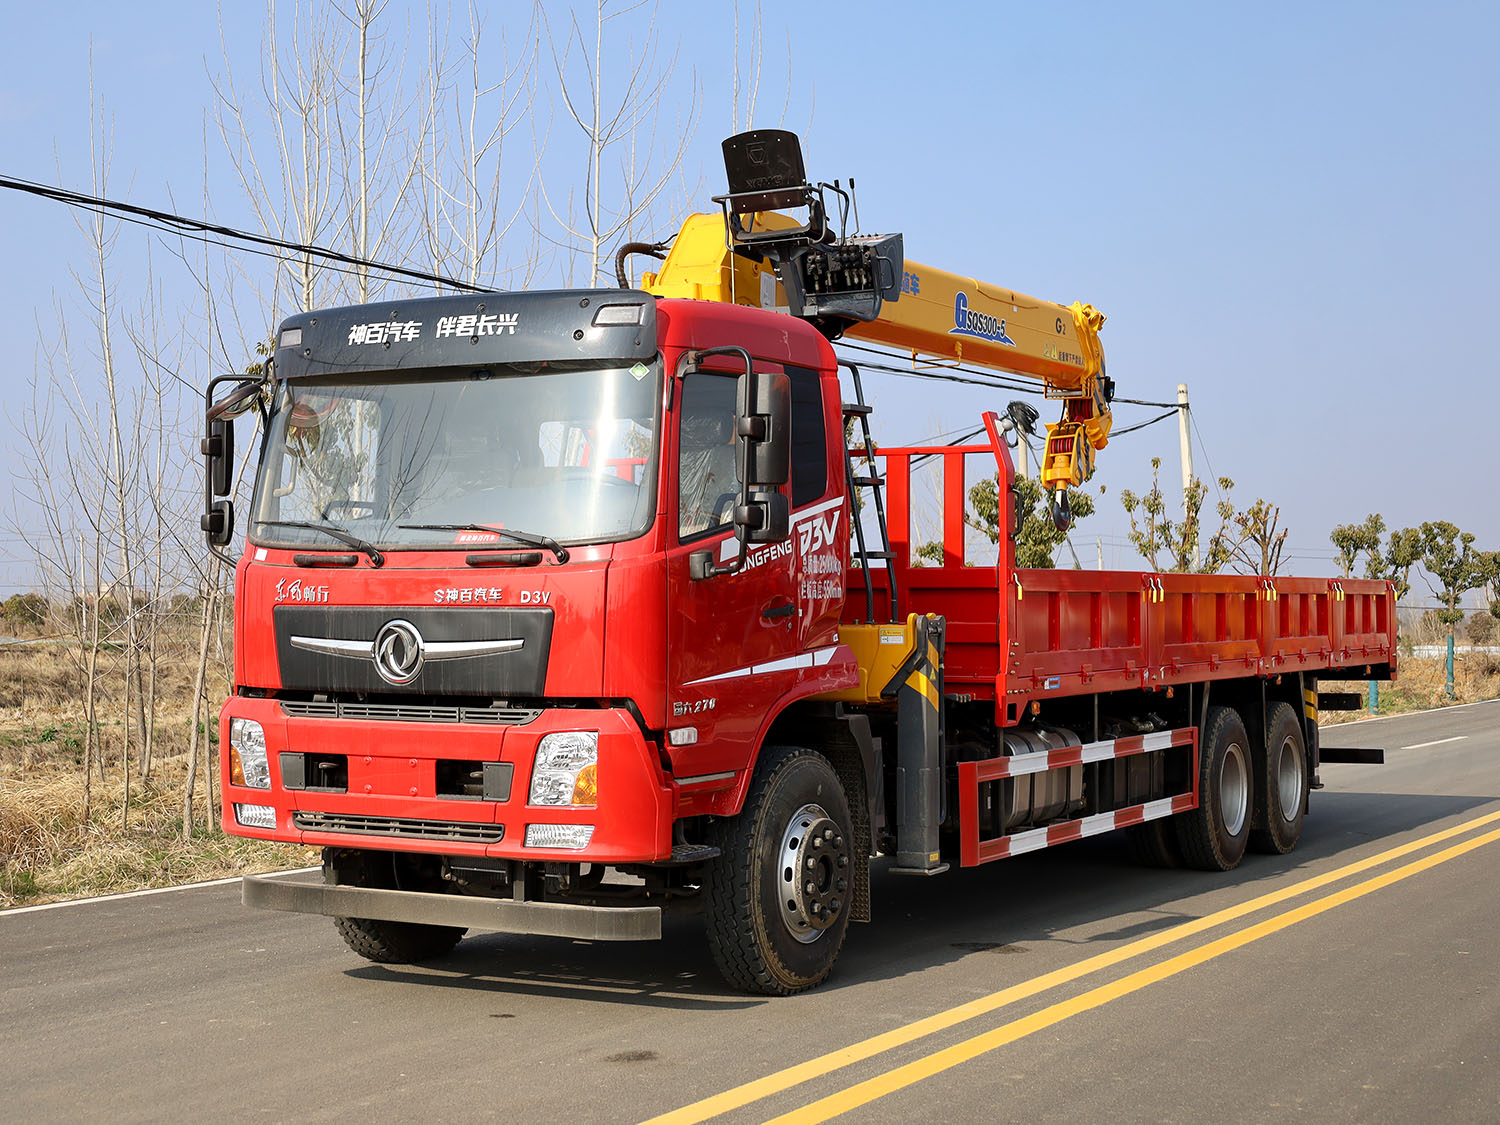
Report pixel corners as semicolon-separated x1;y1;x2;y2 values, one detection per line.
638;131;1113;497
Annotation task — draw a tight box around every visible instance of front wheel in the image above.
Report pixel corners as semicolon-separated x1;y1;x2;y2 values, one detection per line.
1175;706;1253;871
324;848;466;965
704;747;854;995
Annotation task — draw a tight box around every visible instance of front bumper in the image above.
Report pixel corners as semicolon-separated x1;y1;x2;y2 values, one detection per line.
220;697;673;863
243;871;660;940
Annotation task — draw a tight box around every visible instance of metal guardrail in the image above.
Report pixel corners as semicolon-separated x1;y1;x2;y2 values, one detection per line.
1409;645;1500;658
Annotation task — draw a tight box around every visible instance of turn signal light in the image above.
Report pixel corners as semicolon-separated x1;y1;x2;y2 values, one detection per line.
571;763;598;806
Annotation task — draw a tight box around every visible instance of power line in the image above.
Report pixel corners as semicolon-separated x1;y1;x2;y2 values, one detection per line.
836;342;1182;431
1189;412;1227;503
0;173;489;295
1110;409;1177;437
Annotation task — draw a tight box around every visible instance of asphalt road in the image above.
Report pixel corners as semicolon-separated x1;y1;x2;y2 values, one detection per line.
3;700;1497;1123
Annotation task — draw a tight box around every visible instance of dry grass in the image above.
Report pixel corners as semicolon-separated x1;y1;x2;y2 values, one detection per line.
1321;652;1499;724
0;643;313;909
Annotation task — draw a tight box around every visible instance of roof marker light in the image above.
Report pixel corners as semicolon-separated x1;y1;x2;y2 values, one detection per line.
592;304;644;327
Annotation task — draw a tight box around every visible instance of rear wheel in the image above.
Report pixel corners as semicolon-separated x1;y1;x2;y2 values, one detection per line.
1250;702;1307;854
1175;706;1253;871
704;747;853;995
324;848;466;964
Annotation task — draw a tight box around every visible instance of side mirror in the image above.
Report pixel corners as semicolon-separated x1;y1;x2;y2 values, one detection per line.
201;376;261;560
203;418;234;498
735;370;790;487
735;490;790;545
202;499;235;548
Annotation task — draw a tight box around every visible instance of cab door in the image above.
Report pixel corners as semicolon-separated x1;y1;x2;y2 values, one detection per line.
665;365;800;780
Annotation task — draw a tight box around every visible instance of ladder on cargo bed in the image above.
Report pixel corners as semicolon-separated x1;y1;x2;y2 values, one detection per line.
840;360;899;624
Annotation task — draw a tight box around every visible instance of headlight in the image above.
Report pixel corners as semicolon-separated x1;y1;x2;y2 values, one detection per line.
528;731;598;806
229;717;271;789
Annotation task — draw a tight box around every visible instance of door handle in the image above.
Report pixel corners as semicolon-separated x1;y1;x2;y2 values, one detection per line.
761;602;796;620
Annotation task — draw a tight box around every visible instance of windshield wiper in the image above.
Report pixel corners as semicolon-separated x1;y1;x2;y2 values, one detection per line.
257;520;386;567
398;523;570;563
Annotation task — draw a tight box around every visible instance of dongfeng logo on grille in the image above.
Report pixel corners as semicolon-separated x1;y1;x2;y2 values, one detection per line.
374;619;425;684
288;620;526;682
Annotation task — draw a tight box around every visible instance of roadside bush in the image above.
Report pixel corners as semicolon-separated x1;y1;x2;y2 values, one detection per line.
0;593;50;634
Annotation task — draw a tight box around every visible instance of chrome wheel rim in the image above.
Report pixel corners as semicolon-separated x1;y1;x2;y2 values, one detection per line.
777;803;849;944
1276;733;1304;823
1219;742;1249;837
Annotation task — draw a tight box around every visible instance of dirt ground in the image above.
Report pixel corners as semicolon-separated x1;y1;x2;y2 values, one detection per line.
1320;650;1498;724
0;643;312;908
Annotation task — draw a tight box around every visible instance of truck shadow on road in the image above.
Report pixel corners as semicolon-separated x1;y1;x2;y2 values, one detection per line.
344;789;1494;1005
343;919;763;1010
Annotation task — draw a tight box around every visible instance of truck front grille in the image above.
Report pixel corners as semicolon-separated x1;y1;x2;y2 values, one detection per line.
293;811;503;843
280;700;541;725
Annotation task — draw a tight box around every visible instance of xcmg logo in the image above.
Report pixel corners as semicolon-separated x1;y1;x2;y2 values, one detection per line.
949;292;1016;347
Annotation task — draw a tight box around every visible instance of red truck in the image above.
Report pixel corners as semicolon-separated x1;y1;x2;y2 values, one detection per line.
204;132;1395;994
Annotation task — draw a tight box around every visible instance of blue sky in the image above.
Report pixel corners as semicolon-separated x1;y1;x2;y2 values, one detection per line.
0;1;1496;600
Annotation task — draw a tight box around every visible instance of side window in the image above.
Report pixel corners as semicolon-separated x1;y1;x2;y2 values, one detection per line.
787;366;826;507
677;374;739;539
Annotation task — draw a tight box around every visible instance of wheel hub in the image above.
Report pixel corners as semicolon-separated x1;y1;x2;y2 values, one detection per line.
1219;742;1249;837
1276;734;1304;822
777;803;850;943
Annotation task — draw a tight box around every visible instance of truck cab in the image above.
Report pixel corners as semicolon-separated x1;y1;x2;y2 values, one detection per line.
211;288;870;989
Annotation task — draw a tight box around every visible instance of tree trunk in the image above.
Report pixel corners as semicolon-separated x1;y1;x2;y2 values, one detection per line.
183;575;221;840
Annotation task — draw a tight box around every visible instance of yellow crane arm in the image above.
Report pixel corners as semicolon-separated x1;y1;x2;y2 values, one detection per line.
641;212;1112;492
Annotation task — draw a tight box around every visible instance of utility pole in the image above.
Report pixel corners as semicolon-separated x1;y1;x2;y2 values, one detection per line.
1178;382;1198;569
1017;433;1030;479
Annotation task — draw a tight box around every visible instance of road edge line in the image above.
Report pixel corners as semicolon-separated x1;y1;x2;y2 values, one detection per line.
1324;695;1500;729
0;867;321;917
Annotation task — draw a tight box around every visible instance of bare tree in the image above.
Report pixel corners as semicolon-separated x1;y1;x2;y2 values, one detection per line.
1229;498;1289;576
213;0;346;314
417;0;542;289
538;0;702;286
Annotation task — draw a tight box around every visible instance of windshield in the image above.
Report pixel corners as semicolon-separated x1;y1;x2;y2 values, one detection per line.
250;363;661;550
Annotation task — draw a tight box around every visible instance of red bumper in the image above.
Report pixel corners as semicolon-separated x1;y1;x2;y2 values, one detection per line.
219;698;673;863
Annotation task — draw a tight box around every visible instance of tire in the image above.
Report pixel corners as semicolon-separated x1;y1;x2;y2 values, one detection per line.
704;747;854;995
1175;706;1254;871
323;848;466;965
1249;702;1307;855
333;915;465;964
1126;817;1183;868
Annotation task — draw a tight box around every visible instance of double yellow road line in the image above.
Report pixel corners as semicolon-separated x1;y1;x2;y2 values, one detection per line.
646;808;1500;1125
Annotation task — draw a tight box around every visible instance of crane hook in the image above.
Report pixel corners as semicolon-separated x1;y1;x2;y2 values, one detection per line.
1048;489;1072;534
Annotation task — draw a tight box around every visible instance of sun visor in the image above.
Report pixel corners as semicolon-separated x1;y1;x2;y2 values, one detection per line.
273;289;657;378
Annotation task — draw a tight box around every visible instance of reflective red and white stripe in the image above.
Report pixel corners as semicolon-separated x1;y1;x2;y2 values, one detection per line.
980;727;1195;778
958;726;1199;866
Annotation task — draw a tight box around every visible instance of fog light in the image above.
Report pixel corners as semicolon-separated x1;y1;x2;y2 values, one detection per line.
234;803;277;830
229;718;270;789
525;824;595;850
529;731;598;807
